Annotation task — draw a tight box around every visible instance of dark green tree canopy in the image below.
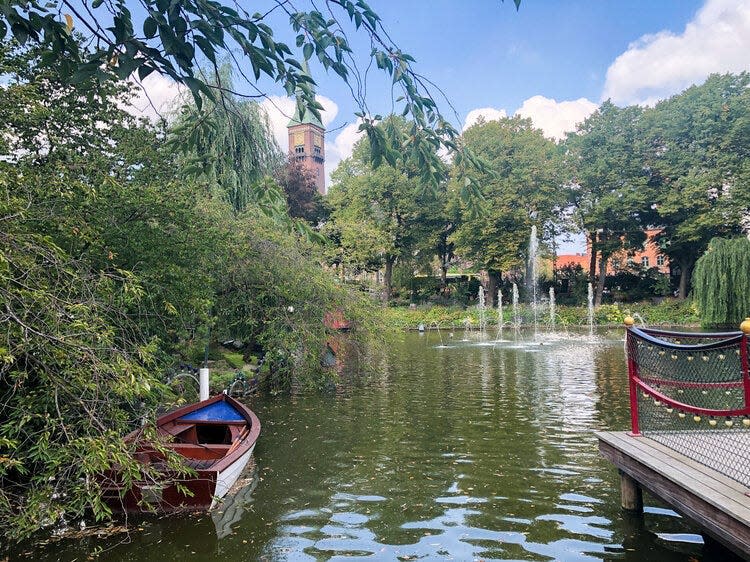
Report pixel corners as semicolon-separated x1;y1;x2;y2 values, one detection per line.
453;116;565;274
642;73;750;298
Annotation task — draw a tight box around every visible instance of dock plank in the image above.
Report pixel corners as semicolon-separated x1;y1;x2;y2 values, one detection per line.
596;430;750;559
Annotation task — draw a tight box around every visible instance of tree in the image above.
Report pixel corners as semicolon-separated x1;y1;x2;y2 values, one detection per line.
328;118;443;301
0;38;383;538
452;116;565;305
276;157;328;224
565;102;650;305
642;73;750;299
169;72;285;215
693;237;750;327
0;50;183;535
0;40;219;349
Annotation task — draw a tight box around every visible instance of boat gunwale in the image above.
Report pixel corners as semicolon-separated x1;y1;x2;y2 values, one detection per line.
127;394;260;476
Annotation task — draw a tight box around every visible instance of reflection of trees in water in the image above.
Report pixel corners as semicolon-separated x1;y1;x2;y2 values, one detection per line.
594;343;631;430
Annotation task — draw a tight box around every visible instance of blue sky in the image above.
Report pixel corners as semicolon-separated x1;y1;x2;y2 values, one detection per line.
316;0;705;122
132;0;750;249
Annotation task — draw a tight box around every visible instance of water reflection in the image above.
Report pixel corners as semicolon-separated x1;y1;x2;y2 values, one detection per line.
15;330;733;561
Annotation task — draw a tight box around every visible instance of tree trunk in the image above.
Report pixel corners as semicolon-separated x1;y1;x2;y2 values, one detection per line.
595;255;607;306
677;258;693;300
486;269;501;308
383;257;394;303
440;264;448;294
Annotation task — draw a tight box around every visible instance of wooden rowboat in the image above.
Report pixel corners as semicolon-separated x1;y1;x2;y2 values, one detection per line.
102;394;260;512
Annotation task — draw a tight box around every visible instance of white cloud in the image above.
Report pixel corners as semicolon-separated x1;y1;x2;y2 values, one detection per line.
462;97;597;141
125;73;185;121
325;120;365;186
462;107;508;130
602;0;750;106
515;95;598;140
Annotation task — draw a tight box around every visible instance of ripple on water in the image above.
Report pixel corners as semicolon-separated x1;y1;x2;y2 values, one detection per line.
17;332;725;562
435;495;488;505
330;512;370;526
559;492;602;504
535;513;613;540
331;492;387;502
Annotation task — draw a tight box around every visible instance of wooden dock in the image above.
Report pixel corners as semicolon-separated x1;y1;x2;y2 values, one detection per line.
597;430;750;559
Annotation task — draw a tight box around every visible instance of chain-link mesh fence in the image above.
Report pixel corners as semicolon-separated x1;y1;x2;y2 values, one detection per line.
627;327;750;487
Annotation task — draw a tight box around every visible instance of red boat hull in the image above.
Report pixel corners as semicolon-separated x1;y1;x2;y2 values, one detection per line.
102;394;260;512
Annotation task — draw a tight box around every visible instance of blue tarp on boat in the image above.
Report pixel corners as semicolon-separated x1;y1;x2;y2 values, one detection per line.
179;400;245;422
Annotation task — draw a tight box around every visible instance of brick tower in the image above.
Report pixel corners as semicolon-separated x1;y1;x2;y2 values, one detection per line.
287;65;326;195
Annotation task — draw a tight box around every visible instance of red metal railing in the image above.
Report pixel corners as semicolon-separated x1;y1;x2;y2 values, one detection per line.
626;325;750;435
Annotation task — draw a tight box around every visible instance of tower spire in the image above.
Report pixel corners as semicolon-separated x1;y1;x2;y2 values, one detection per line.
287;60;324;128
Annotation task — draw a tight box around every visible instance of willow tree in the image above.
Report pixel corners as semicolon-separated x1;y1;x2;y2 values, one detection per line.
693;237;750;327
170;79;285;215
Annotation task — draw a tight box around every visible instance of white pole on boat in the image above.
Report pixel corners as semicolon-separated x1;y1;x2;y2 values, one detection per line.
199;367;210;401
201;322;211;401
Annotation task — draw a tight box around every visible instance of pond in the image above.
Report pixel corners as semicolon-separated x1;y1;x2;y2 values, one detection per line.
16;330;734;561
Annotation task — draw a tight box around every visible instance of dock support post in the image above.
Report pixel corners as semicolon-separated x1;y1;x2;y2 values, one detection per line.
619;470;643;513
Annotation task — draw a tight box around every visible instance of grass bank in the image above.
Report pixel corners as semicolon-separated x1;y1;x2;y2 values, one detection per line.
383;299;700;330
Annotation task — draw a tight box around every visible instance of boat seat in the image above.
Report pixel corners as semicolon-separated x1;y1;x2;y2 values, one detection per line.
171;443;231;460
160;423;198;443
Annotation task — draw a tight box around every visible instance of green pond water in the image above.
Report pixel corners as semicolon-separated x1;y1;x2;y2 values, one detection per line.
15;330;736;561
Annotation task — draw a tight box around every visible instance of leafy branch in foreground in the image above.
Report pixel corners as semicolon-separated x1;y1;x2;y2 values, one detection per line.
0;0;518;204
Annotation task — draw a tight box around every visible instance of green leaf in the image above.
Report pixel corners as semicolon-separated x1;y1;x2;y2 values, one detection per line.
11;23;28;45
303;42;313;61
143;16;157;38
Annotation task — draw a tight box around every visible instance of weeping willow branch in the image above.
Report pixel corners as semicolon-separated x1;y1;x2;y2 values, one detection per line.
693;237;750;327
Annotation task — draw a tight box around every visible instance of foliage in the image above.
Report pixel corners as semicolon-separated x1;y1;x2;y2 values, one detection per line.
212;211;382;392
554;264;589;306
693;237;750;327
608;267;672;302
0;38;383;539
453;116;565;273
565;102;650;304
169;73;286;215
276;157;328;224
451;116;566;305
383;300;699;331
0;173;173;540
642;73;750;298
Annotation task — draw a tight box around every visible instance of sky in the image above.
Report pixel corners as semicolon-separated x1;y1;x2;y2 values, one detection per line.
130;0;750;251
